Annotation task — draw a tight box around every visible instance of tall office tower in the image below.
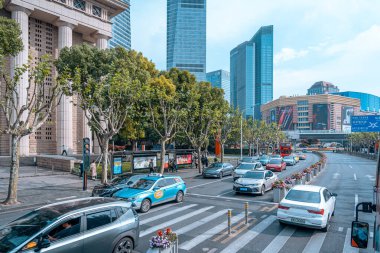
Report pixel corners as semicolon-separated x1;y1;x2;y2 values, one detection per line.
206;70;231;104
109;0;131;49
167;0;206;81
230;25;273;119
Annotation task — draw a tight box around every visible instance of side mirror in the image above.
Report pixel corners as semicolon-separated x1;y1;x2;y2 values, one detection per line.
331;193;338;197
36;238;51;251
127;181;133;186
351;221;369;248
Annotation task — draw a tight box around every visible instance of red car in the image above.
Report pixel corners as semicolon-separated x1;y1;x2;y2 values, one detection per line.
266;159;286;172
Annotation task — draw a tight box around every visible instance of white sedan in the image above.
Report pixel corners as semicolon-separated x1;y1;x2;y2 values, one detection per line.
277;185;337;232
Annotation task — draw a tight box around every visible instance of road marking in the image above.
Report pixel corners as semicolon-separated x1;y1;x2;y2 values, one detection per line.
208;249;218;253
221;218;255;244
187;177;232;189
261;214;268;219
339;227;344;232
187;193;278;205
354;194;358;217
349;165;353;169
343;228;359;253
262;226;297;253
366;174;375;181
55;196;77;201
353;173;357;181
333;173;340;179
140;206;214;237
302;231;327;253
219;215;277;253
176;209;228;236
139;202;182;217
179;212;246;251
140;204;197;225
371;232;374;238
217;190;234;197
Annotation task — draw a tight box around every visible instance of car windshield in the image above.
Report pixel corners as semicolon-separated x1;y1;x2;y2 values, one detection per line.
208;163;223;168
269;159;281;164
260;155;269;159
129;179;156;190
236;164;255;170
285;189;321;203
0;209;61;252
110;175;131;185
243;171;264;179
241;158;252;162
284;156;293;159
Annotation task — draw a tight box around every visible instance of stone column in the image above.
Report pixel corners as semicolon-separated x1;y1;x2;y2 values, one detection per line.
9;6;32;156
56;21;75;155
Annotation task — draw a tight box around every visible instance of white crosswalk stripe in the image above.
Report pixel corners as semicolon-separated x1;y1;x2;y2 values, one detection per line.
140;204;197;225
140;206;214;237
220;215;277;253
302;231;328;253
179;212;246;251
343;228;359;253
262;226;297;253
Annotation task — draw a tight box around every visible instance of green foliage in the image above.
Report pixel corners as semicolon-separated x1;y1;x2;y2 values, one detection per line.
0;16;23;58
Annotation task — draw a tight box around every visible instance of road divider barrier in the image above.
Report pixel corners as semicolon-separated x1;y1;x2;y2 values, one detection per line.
228;209;232;235
245;202;249;224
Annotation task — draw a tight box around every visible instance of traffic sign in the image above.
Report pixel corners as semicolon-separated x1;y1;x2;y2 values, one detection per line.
351;116;380;132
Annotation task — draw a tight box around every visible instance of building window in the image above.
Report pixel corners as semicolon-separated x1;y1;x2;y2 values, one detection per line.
74;0;86;11
92;5;101;17
297;100;308;106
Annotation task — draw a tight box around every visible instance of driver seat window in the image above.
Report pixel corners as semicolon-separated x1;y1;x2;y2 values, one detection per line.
47;217;81;242
156;179;166;188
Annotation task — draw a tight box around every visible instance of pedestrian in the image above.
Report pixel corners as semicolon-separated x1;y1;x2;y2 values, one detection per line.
79;161;83;178
173;159;178;173
149;159;155;173
214;157;218;163
61;145;67;156
205;155;209;167
201;155;206;167
90;160;97;180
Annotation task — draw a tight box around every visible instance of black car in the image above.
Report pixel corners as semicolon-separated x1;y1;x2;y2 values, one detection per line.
91;174;146;197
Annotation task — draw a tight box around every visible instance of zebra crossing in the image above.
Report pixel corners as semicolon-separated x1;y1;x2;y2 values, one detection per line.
136;201;354;253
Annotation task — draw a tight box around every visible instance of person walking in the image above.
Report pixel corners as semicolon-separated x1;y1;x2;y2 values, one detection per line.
61;145;67;156
79;161;83;178
173;159;178;173
205;155;209;167
149;159;155;173
90;161;97;180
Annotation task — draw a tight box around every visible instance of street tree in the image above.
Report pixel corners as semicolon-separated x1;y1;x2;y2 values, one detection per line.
56;45;156;183
147;68;194;174
181;82;226;173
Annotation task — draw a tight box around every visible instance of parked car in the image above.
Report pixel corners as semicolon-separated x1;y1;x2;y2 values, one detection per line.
202;162;234;179
283;155;297;166
113;174;186;213
270;154;282;160
233;162;264;181
293;154;300;162
233;170;277;196
239;156;259;164
0;198;139;253
277;185;337;232
302;149;308;153
296;152;307;160
259;155;271;166
92;173;146;197
266;159;286;172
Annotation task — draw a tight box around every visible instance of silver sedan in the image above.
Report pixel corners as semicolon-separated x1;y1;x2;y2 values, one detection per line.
233;170;278;196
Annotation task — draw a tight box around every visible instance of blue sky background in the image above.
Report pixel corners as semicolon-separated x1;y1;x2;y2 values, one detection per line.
130;0;380;99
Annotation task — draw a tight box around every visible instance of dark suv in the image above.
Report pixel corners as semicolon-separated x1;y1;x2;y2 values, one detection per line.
0;198;139;253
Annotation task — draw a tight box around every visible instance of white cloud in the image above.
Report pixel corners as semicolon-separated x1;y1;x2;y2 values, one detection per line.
274;48;309;64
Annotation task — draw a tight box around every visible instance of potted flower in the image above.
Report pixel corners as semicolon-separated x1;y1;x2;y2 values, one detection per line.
303;168;312;182
311;164;318;176
272;179;290;203
284;177;295;187
292;172;303;185
147;230;172;253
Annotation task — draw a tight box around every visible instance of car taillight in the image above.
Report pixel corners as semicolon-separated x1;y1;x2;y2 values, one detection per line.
278;204;290;210
308;209;324;215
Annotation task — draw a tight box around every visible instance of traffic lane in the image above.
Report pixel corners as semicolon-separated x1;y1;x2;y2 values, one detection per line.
186;153;319;199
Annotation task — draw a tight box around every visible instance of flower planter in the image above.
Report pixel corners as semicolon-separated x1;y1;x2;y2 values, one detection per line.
146;247;172;253
273;188;287;203
306;173;311;182
313;168;318;176
302;176;306;184
318;164;321;172
295;179;302;185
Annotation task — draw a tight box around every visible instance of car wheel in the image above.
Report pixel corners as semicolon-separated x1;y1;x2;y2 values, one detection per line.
140;199;151;213
219;172;223;179
113;237;134;253
321;216;330;232
175;190;184;203
260;186;265;196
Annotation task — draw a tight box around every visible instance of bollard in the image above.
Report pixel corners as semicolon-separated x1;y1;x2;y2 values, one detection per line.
244;202;249;224
227;210;232;235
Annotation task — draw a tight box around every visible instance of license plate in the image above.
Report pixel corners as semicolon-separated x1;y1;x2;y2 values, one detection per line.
240;188;248;191
291;217;306;224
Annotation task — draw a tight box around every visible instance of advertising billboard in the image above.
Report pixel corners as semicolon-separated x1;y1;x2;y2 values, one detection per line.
176;154;192;165
133;156;157;170
270;109;277;123
312;104;330;130
278;106;293;130
341;106;354;132
113;157;122;175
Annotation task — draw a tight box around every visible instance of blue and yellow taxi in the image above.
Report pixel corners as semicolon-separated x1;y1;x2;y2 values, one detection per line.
113;174;186;213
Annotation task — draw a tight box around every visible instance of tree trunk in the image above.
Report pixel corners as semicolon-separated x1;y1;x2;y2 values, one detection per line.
101;140;109;184
221;144;225;163
3;134;20;205
197;147;202;174
160;139;166;174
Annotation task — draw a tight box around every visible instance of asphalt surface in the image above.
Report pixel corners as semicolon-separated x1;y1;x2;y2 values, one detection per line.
0;152;377;253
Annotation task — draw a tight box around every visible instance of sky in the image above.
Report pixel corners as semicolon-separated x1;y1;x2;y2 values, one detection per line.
130;0;380;99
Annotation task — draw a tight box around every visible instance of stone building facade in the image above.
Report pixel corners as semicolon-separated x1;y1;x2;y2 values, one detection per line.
0;0;127;156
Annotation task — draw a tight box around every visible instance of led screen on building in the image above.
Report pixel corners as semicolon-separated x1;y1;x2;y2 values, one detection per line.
312;104;330;130
342;106;354;132
278;106;293;130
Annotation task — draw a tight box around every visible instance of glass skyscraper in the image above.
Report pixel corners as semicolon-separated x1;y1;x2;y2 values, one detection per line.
230;25;273;119
109;0;131;49
335;91;380;113
167;0;206;81
206;70;231;104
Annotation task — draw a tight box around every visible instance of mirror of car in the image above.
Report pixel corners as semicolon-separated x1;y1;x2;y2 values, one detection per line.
351;221;369;248
38;237;51;250
331;193;338;197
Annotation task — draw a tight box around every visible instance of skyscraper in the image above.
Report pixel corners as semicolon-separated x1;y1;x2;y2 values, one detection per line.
109;0;131;49
230;25;273;119
207;70;231;104
167;0;206;81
